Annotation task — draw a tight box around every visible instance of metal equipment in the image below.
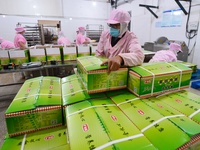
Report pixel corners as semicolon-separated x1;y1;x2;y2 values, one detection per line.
143;38;189;62
86;24;104;42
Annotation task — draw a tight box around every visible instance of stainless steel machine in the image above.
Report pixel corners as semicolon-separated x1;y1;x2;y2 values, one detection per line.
143;37;189;62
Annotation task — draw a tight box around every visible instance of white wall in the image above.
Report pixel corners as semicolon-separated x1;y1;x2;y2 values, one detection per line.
117;0;200;67
0;0;109;42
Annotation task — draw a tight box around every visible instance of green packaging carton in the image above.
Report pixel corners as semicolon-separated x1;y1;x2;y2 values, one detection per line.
65;100;113;150
29;48;46;62
0;50;10;65
9;49;30;65
179;61;197;73
142;97;200;137
77;45;90;57
62;74;106;106
77;56;128;94
62;46;77;62
128;62;192;98
158;92;200;123
90;98;157;150
46;47;62;64
5;76;63;137
1;126;70;150
111;91;191;150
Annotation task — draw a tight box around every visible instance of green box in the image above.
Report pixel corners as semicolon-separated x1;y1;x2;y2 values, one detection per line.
90;98;157;150
128;62;192;98
142;97;200;137
77;56;128;94
9;49;30;65
157;91;200;123
0;50;10;65
29;48;46;62
111;91;191;150
5;76;63;137
62;46;77;61
1;126;70;150
46;47;62;64
65;100;113;150
62;74;106;106
179;61;197;73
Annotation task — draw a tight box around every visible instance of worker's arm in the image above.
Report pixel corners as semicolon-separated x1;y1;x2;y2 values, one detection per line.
19;42;27;50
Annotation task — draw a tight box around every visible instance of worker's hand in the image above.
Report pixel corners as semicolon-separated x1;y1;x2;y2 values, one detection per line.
101;55;123;74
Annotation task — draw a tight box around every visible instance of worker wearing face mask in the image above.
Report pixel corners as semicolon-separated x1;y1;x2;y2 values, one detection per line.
96;9;144;73
76;26;91;45
149;43;182;63
14;26;27;50
0;37;15;49
57;31;72;46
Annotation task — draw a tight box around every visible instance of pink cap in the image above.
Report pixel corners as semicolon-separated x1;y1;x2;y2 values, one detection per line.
15;27;26;33
107;9;131;24
169;43;182;52
78;27;86;31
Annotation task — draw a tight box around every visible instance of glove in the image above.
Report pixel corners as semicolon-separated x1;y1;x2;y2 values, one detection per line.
101;55;123;74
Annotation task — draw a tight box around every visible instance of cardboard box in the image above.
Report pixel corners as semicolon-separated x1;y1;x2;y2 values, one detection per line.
29;48;46;63
1;126;70;150
62;46;77;62
111;91;191;150
157;92;200;123
62;74;106;106
77;45;90;57
9;49;30;65
65;100;113;150
179;61;197;73
142;97;200;137
128;62;192;98
90;98;157;150
0;50;10;65
45;47;62;64
5;76;63;137
77;56;128;94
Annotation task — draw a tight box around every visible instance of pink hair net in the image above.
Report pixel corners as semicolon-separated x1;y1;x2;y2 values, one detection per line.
107;9;131;24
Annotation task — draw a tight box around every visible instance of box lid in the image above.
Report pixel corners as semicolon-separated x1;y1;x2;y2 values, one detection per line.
77;56;108;71
6;76;61;114
130;62;192;77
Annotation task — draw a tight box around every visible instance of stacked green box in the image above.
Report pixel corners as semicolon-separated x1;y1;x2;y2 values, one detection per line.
111;91;191;150
1;126;70;150
128;62;192;98
157;92;200;123
77;56;128;94
65;100;113;150
90;98;157;150
180;61;197;73
141;97;200;137
45;47;62;64
0;50;10;66
5;76;63;137
29;48;46;63
9;49;30;65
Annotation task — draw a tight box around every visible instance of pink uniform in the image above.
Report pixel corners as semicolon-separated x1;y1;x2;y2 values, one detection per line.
14;34;27;49
149;43;182;63
57;37;71;46
96;30;144;66
76;33;91;45
0;40;15;49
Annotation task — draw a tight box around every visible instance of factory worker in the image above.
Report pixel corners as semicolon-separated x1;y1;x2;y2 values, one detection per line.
14;26;27;50
57;31;72;46
149;43;182;63
0;37;15;49
96;9;144;73
76;26;91;45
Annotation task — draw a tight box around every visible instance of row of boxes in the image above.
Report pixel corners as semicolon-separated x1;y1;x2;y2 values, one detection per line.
0;44;98;67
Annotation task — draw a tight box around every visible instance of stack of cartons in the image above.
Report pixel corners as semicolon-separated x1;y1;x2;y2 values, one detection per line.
45;46;62;64
29;46;46;63
9;49;30;65
5;76;63;137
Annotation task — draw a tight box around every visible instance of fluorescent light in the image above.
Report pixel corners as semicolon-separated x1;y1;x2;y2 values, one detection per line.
69;18;72;20
92;2;96;6
2;15;5;18
33;5;36;9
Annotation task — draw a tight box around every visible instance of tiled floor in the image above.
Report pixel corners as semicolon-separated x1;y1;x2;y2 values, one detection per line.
0;83;199;148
